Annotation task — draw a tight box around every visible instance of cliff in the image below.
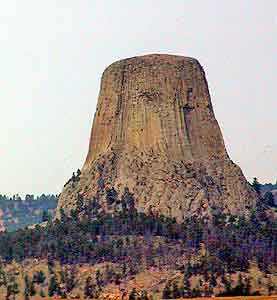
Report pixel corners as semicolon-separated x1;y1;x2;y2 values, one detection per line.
57;54;258;220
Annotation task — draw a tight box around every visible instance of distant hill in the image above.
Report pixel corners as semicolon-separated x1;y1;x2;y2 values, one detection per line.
261;182;277;193
260;182;277;193
0;194;58;232
260;182;277;206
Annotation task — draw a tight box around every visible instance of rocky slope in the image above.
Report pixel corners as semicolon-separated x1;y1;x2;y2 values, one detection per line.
57;54;258;220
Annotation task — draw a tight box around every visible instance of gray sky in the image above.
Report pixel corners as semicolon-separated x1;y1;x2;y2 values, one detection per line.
0;1;276;196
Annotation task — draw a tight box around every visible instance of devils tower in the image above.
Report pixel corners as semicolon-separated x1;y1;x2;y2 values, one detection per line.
57;54;258;221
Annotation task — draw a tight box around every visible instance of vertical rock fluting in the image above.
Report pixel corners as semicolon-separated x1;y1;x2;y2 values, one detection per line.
57;54;258;220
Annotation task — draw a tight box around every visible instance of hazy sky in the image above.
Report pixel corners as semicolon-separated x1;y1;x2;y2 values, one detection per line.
0;1;276;196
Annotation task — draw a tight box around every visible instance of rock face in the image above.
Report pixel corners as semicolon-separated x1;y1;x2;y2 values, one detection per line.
57;54;258;221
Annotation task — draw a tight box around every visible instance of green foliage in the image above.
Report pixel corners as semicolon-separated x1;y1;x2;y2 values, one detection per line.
95;269;102;287
84;276;98;299
218;274;259;297
39;289;46;298
122;187;135;213
0;194;57;231
0;262;20;300
221;274;232;293
171;281;181;298
128;288;150;300
48;276;60;297
0;192;275;276
33;270;46;284
59;208;67;223
6;275;19;300
76;193;84;212
30;279;36;296
129;287;138;300
0;186;275;297
106;188;118;206
182;272;191;297
162;281;182;299
252;177;261;195
210;274;217;288
140;290;150;300
0;263;7;287
42;210;52;223
264;191;275;207
60;267;76;293
267;277;275;295
24;275;36;299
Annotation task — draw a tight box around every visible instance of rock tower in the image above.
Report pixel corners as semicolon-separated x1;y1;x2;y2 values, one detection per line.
57;54;258;221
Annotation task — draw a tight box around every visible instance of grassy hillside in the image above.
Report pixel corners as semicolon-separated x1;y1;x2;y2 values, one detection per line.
0;185;275;299
0;188;275;299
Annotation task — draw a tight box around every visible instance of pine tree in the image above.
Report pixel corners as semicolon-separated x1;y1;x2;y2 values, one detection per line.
267;277;274;295
0;264;7;290
264;191;275;206
122;187;135;213
42;210;51;222
48;276;59;297
210;274;217;288
39;289;46;298
1;262;19;300
84;276;94;298
252;177;261;195
6;278;19;300
221;274;232;293
162;282;171;299
30;280;36;296
24;275;31;300
72;172;76;182
65;268;76;293
95;269;102;287
171;281;181;298
33;270;46;284
129;287;138;300
106;188;118;206
237;273;244;292
60;208;67;223
140;290;150;300
24;274;36;298
76;193;84;212
183;273;191;297
244;276;251;295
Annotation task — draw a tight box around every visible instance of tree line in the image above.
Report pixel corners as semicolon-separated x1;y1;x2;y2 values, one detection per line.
0;186;275;298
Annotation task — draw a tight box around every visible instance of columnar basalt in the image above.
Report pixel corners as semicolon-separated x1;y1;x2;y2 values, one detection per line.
57;54;258;220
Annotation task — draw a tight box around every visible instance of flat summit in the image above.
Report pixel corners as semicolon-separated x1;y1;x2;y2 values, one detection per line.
57;54;258;220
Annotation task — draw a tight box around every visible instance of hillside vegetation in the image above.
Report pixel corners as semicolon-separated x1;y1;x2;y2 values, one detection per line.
0;187;276;299
0;194;57;232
